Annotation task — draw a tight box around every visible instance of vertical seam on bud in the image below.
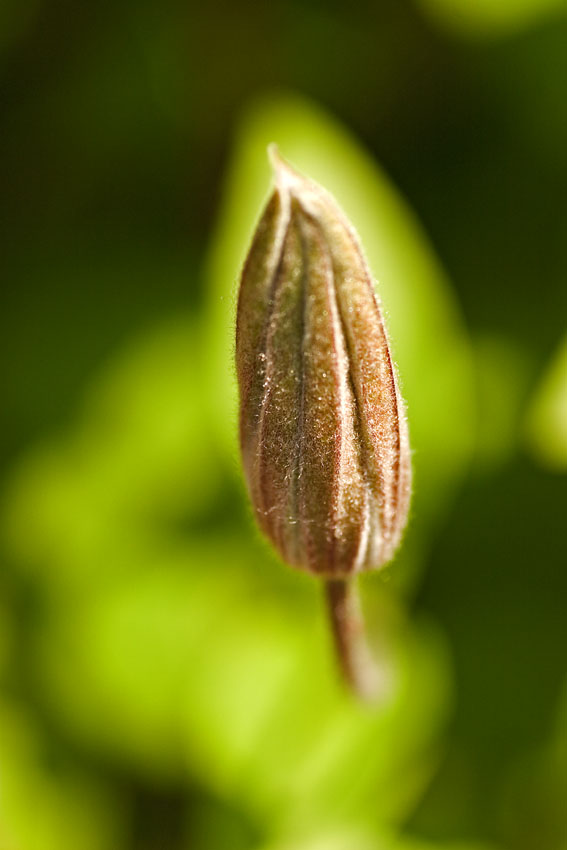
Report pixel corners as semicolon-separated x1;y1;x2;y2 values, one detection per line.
236;194;282;413
316;220;345;574
346;371;373;573
365;284;404;552
326;250;382;568
365;293;403;550
291;202;308;565
305;211;371;575
337;210;406;553
333;218;404;565
313;192;406;560
297;209;341;573
379;329;404;547
254;192;292;532
336;318;375;572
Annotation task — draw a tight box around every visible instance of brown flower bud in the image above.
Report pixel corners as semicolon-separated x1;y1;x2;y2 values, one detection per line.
236;146;411;580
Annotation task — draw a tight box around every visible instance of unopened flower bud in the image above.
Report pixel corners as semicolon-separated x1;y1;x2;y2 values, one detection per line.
236;146;411;581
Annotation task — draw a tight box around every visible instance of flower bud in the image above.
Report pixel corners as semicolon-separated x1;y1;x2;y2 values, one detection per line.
236;146;411;578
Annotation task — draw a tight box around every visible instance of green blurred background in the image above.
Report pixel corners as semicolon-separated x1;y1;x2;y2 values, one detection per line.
1;1;566;849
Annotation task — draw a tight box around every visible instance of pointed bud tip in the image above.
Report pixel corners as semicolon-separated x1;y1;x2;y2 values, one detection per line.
267;142;281;169
267;143;302;194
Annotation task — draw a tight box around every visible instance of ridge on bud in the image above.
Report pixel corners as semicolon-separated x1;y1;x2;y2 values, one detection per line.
236;146;411;578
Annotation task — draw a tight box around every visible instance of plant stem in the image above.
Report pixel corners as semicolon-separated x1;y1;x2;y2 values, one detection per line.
325;578;379;700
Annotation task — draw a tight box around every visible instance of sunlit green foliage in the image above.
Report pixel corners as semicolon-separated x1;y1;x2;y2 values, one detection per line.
417;0;565;38
525;336;567;471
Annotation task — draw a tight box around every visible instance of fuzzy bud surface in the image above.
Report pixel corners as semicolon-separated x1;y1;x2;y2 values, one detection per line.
236;147;411;577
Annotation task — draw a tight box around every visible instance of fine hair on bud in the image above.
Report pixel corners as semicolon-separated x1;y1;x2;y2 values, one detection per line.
236;146;411;579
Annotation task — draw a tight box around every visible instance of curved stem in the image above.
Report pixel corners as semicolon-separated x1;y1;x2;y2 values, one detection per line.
325;578;380;700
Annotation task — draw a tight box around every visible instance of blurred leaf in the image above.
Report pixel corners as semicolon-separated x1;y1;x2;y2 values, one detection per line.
33;541;283;781
416;0;565;38
0;595;13;681
257;826;384;850
0;699;122;850
258;827;501;850
524;335;567;471
472;334;531;472
394;841;501;850
497;679;567;850
32;537;451;833
2;320;222;593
